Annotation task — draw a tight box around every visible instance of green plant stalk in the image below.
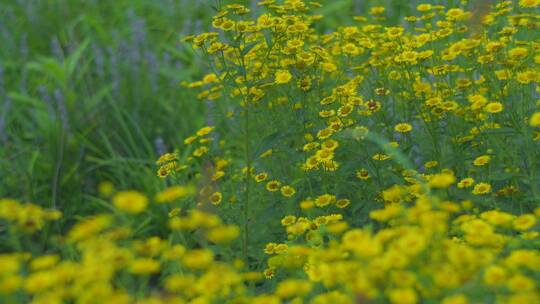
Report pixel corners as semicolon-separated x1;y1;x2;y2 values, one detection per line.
239;46;252;264
243;100;251;264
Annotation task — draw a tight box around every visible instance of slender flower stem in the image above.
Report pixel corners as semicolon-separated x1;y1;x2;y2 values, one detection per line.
243;99;251;264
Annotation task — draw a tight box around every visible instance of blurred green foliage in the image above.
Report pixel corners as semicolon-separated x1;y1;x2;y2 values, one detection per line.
0;0;215;218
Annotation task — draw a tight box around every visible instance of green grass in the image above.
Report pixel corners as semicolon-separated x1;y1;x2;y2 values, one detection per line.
0;0;215;219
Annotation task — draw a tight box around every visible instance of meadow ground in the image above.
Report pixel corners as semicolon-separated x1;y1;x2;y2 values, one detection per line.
0;1;539;303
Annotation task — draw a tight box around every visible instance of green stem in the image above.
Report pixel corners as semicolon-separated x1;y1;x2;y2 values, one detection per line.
243;101;251;264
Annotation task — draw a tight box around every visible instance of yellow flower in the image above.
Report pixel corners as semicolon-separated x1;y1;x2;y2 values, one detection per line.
441;294;468;304
255;172;268;182
417;4;432;12
280;186;296;197
484;102;503;113
281;215;296;226
472;183;491;195
315;194;335;207
322;139;339;151
129;258;160;274
30;255;59;271
394;123;413;133
484;265;507;286
274;243;288;254
196;126;215;137
429;173;456;188
507;274;535;291
287;39;304;49
263;267;275;279
356;169;370;180
300;199;314;209
424;161;438;168
508;47;529;60
274;70;292;84
155;186;193;203
97;181;115;197
335;199;351;209
193;146;209;157
266;180;281;192
369;6;385;15
342;43;361;56
275;279;312;298
530;112;540;127
446;8;470;21
386;27;404;39
519;0;540;8
184;135;197;145
209;192;222;205
388;288;418;304
113;191;148;214
513;214;536;231
205;225;240;243
372;153;391;161
473;155;491;166
181;249;214;270
322;62;337;73
260;149;273;158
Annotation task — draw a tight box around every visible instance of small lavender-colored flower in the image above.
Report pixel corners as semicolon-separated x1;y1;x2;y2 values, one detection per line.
162;51;171;67
54;88;70;133
20;32;29;57
0;97;12;143
144;50;158;93
194;20;203;35
252;0;260;16
181;18;193;36
354;0;364;14
107;46;120;98
38;85;55;118
50;36;64;61
92;43;104;78
0;64;4;98
154;137;166;156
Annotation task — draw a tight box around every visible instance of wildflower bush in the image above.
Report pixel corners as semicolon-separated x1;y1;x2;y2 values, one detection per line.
1;0;540;303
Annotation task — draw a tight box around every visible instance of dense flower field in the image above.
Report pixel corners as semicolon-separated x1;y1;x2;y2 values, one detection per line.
1;0;539;303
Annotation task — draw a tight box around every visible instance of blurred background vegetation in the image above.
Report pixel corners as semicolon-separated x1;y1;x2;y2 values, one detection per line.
0;0;465;219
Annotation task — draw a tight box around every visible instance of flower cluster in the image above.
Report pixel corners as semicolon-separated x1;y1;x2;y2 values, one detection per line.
2;0;540;303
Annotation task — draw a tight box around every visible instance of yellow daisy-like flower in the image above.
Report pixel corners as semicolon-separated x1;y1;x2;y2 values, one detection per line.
254;172;268;183
335;199;351;209
193;146;209;157
209;192;222;205
519;0;540;8
394;123;413;133
356;168;370;180
428;173;456;188
266;180;281;192
281;215;296;226
513;214;536;231
473;155;491;166
280;186;296;198
457;177;475;188
417;4;432;12
372;153;391;161
196;126;215;137
315;194;335;207
508;47;529;60
113;191;148;214
484;102;503;113
472;182;492;195
530;112;540;127
274;70;292;84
